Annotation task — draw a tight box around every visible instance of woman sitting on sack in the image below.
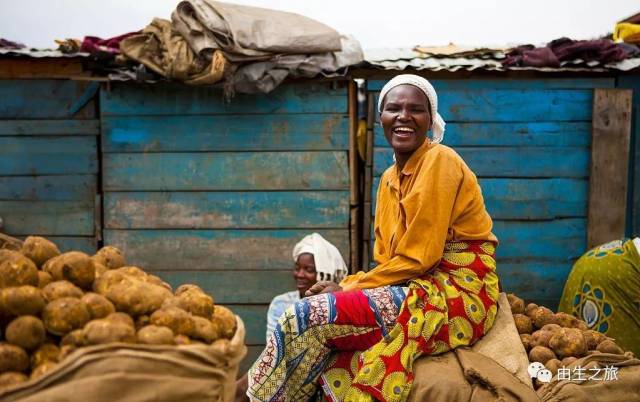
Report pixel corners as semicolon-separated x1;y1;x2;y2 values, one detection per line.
241;74;500;402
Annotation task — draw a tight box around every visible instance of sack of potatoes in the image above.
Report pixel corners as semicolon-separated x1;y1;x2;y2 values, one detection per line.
0;236;240;392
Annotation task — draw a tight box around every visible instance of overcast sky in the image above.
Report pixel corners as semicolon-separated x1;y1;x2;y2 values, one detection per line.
2;0;638;53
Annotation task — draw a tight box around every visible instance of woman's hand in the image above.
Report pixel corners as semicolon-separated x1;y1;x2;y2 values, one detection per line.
304;281;342;297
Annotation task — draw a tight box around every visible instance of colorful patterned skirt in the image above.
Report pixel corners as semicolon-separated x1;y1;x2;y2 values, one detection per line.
247;240;499;402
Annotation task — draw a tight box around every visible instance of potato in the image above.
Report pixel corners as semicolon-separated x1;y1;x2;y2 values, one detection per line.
583;330;608;350
150;307;194;336
44;252;95;290
81;292;115;319
529;345;557;364
548;328;587;359
82;319;136;345
30;361;57;380
42;280;83;302
135;315;150;330
520;334;532;351
94;262;108;279
541;324;562;333
0;286;45;316
174;334;191;345
57;345;77;361
60;329;85;347
93;268;172;316
92;246;125;270
42;297;91;335
137;325;175;345
21;236;60;268
0;372;27;390
525;303;539;319
175;284;202;295
212;305;236;339
532;306;556;329
0;343;29;373
596;339;624;355
506;293;525;314
30;343;59;368
561;356;577;367
554;312;579;329
545;358;562;375
530;330;554;348
37;271;53;289
0;257;38;288
105;312;135;329
513;314;533;334
191;315;220;343
163;288;214;318
5;316;46;350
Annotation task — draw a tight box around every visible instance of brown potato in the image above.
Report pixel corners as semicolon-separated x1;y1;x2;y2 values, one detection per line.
30;361;57;380
0;372;28;390
30;343;59;369
92;246;125;270
82;319;136;345
520;334;532;351
529;345;557;364
525;303;539;319
0;257;38;288
506;293;525;314
137;325;175;345
561;356;577;367
57;345;77;361
163;288;214;319
94;262;108;279
42;297;91;335
532;306;556;329
44;252;95;290
150;307;194;336
513;314;533;334
211;305;236;339
548;328;587;359
0;250;24;265
191;315;220;343
37;271;53;289
596;339;624;355
174;334;191;345
105;312;135;328
42;280;83;302
545;358;562;376
530;330;554;348
0;286;45;316
135;315;150;330
582;330;608;350
541;324;562;333
60;329;85;347
21;236;60;268
81;292;115;319
554;312;579;329
0;343;29;373
5;316;46;351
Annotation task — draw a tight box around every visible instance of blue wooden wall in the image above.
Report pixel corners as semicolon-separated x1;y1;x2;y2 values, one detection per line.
99;81;351;369
617;76;640;237
368;78;616;310
0;80;99;252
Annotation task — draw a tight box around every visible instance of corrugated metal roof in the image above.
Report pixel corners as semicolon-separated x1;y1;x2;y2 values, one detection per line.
0;48;90;58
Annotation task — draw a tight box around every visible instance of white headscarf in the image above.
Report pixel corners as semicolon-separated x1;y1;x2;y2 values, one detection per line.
377;74;446;144
292;233;347;283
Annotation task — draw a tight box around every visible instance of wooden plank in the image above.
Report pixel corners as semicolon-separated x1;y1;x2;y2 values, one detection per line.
104;229;350;271
104;152;349;191
229;304;269;345
367;78;616;91
0;80;96;119
617;76;640;237
588;89;633;248
0;59;85;79
0;175;96;201
0;200;94;235
0;136;97;175
100;81;347;116
371;177;588;220
373;147;589;178
0;119;100;136
374;122;591;148
150;270;295;305
241;345;264;374
498;261;573;310
102;115;348;152
47;236;97;253
104;191;349;229
373;89;593;122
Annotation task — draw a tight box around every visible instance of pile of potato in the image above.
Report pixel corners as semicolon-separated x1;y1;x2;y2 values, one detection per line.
507;293;627;384
0;236;237;391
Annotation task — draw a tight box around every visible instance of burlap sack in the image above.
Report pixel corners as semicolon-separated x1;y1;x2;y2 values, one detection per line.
0;317;247;402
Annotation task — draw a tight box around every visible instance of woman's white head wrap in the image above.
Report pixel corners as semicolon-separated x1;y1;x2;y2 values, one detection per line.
377;74;446;144
292;233;347;283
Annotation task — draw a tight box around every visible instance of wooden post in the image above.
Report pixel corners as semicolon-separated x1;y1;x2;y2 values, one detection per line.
348;80;360;272
588;89;633;247
361;93;376;271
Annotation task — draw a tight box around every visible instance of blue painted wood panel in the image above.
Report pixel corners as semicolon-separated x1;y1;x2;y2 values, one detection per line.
0;119;99;136
0;200;94;236
373;89;592;122
47;237;98;254
0;175;96;201
367;78;615;91
104;152;349;191
105;191;349;229
373;147;589;178
102;115;349;152
104;229;349;271
101;82;347;116
0;136;97;175
230;305;269;345
498;261;573;310
0;80;96;119
374;122;591;148
617;75;640;236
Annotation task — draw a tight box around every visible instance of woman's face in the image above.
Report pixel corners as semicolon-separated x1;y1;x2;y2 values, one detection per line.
380;84;432;156
293;253;317;295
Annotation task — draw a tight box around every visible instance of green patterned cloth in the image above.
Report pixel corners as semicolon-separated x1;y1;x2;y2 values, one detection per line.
558;238;640;356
